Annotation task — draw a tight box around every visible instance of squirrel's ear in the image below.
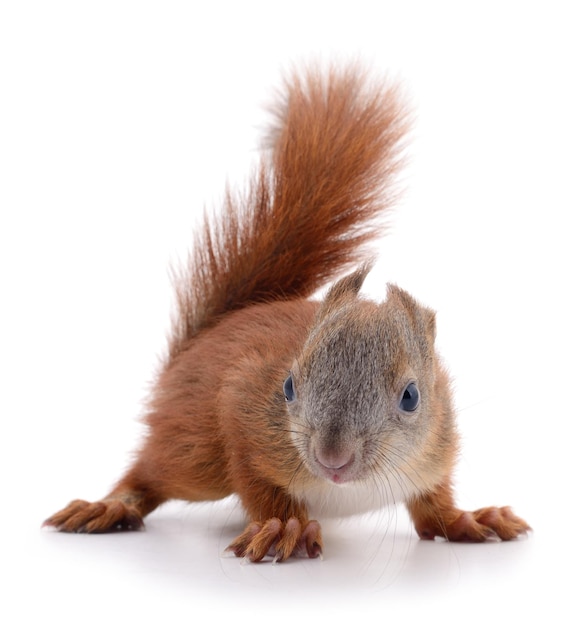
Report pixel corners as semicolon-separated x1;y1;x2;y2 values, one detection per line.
319;263;371;317
387;283;437;345
423;307;437;345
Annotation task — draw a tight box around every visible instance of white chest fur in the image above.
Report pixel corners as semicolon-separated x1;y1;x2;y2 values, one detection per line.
291;474;415;518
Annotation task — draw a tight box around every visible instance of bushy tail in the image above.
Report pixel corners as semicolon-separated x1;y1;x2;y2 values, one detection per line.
168;63;408;361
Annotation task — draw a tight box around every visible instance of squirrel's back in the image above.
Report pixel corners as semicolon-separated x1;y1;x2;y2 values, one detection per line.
167;63;408;362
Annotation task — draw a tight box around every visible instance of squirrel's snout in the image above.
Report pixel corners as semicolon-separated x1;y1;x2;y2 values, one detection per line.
313;446;356;484
316;449;354;470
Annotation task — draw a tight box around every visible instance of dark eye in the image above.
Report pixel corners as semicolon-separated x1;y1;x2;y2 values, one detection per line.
399;382;419;412
283;374;296;402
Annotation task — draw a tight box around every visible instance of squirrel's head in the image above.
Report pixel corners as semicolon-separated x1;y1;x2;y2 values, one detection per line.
284;265;444;489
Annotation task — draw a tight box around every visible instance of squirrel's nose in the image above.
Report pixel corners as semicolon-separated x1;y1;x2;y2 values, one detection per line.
315;448;354;471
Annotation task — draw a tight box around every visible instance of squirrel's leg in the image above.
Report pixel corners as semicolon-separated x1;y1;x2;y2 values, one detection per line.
43;462;165;533
225;482;322;562
406;480;531;542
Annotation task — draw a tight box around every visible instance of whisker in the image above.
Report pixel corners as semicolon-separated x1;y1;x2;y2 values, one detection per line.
374;441;427;495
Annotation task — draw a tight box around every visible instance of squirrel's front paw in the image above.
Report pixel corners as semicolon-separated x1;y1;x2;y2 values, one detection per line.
418;506;531;542
226;518;322;562
43;499;144;533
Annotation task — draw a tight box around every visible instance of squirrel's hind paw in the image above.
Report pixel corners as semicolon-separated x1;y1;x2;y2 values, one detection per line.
226;518;322;562
43;498;144;533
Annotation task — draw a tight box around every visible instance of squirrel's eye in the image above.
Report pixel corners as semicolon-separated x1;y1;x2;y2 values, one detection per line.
399;382;419;412
283;374;296;402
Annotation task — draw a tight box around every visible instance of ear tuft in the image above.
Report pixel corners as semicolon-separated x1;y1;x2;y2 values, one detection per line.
318;263;373;318
326;262;371;299
423;308;437;344
387;283;437;344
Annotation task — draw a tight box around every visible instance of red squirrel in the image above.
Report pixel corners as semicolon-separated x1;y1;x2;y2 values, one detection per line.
44;63;530;562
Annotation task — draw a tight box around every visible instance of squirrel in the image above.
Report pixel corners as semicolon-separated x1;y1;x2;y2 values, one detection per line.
44;63;530;562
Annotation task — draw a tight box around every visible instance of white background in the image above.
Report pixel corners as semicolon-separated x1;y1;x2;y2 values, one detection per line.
1;1;580;623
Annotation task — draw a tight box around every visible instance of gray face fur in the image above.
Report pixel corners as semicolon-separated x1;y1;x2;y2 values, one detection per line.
285;268;438;487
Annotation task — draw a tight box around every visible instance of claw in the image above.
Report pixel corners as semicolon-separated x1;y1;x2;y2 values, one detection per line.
226;518;323;562
43;498;144;534
418;506;531;543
